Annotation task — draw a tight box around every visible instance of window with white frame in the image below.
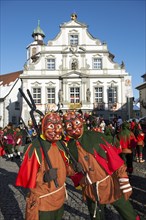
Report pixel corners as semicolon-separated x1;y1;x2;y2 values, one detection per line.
93;58;102;69
70;87;80;103
70;35;78;46
95;87;103;103
32;88;41;104
47;88;55;103
108;87;117;103
47;59;55;70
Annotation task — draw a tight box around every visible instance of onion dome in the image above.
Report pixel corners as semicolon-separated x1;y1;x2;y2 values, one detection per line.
32;20;45;38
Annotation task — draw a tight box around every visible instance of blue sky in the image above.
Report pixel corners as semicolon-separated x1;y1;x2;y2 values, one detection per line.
0;0;145;99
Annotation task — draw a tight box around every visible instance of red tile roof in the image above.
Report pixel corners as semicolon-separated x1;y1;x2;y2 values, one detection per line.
0;70;23;86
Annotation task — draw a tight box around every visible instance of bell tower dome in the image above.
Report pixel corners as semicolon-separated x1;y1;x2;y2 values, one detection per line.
32;20;45;44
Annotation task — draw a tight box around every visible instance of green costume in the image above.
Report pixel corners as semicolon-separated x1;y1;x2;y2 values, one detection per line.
67;131;140;220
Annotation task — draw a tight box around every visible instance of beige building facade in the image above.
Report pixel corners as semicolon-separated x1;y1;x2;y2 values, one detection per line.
136;73;146;117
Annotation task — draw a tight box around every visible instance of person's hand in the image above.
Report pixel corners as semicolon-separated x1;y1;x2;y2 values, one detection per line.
43;168;57;183
72;162;83;173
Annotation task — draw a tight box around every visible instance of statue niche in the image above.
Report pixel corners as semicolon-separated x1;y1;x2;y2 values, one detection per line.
86;88;91;102
71;59;78;70
58;89;63;103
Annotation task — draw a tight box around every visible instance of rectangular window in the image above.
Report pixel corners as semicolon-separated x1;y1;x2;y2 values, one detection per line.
94;87;104;110
33;88;41;104
108;87;117;103
70;35;78;46
95;87;103;103
108;87;117;110
47;88;55;103
47;59;55;70
93;58;102;69
70;87;80;103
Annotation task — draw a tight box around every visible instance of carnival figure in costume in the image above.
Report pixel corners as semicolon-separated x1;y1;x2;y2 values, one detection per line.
116;121;137;174
63;111;141;220
0;127;5;157
133;122;145;163
3;122;15;161
15;112;75;220
14;126;23;159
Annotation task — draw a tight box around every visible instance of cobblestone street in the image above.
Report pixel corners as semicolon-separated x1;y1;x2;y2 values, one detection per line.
0;148;146;220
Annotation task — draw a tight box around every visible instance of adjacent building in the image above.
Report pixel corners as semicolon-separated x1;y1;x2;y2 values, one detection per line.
0;71;22;127
136;73;146;117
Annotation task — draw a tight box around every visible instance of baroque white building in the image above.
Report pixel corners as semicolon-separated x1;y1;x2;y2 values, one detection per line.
20;13;133;123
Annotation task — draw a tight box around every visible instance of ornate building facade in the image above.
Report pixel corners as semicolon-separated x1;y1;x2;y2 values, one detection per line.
20;13;133;123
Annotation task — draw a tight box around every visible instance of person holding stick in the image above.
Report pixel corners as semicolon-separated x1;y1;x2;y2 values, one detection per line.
63;111;142;220
15;112;75;220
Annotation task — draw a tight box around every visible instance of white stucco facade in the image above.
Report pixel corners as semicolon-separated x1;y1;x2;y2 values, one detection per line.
0;77;22;128
20;13;133;123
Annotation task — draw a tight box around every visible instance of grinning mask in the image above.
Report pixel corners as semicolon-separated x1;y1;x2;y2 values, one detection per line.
42;112;63;142
63;111;84;139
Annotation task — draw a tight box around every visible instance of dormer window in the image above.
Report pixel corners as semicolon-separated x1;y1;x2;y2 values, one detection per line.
70;35;78;46
47;58;55;70
93;58;102;69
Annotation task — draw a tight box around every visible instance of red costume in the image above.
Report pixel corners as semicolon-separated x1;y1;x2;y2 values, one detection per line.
16;112;74;220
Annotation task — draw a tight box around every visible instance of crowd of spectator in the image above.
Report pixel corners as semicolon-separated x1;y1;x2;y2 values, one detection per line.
0;111;145;220
0;112;145;171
